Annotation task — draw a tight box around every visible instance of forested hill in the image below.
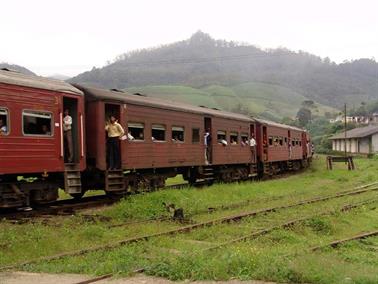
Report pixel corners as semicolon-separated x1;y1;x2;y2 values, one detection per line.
0;63;36;76
70;31;378;109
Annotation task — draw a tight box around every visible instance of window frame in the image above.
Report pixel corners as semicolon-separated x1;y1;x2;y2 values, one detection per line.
0;107;10;136
151;123;166;142
171;125;185;143
230;131;239;145
268;136;273;146
127;122;145;142
191;128;200;144
217;130;227;143
22;109;54;137
241;133;249;146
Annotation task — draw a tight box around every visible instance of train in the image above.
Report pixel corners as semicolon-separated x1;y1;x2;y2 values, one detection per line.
0;68;312;209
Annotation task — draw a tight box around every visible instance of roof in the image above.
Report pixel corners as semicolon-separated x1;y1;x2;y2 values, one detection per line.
330;125;378;140
74;84;254;122
254;118;305;132
0;69;83;96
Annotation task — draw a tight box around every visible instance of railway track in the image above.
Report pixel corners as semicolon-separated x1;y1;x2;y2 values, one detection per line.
0;195;120;221
1;182;377;272
75;198;378;284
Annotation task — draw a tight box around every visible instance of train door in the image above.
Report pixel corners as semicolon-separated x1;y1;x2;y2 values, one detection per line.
288;130;291;159
250;124;256;163
204;117;212;164
63;97;80;164
105;103;122;168
302;132;307;158
262;126;268;161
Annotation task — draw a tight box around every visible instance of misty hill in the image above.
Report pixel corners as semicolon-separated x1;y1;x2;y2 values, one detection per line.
0;63;36;76
70;31;377;115
126;83;336;121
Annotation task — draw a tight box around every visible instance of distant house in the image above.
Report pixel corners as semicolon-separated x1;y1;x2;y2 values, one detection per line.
329;125;378;154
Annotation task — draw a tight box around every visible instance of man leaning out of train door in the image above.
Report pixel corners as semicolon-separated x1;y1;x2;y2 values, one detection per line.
105;115;125;170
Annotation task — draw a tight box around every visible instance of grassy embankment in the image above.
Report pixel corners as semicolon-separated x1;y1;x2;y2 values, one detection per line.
0;155;377;283
127;82;337;121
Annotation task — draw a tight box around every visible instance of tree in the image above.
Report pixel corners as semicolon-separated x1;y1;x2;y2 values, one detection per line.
296;107;312;126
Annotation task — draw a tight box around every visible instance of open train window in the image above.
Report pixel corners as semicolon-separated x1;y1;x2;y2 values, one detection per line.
127;122;144;141
268;136;273;146
279;137;283;146
192;128;200;143
217;130;227;144
22;110;53;136
292;140;295;146
172;126;184;142
241;133;248;145
152;124;165;141
299;141;302;146
0;108;9;135
230;132;238;145
284;137;288;145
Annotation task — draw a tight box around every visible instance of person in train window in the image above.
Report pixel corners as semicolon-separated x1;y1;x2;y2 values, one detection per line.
42;125;51;136
105;115;125;170
127;131;134;140
63;109;74;163
0;118;7;135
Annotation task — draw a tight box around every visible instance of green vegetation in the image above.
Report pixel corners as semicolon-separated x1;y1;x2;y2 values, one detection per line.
1;156;377;283
127;82;337;121
70;31;378;109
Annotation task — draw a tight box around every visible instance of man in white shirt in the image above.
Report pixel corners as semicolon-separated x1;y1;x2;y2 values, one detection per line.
63;109;73;163
249;135;256;147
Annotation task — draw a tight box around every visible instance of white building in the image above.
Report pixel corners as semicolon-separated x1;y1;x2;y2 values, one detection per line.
330;125;378;154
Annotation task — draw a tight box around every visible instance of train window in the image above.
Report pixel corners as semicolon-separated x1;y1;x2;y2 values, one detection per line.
217;130;227;144
241;133;248;145
284;137;288;145
172;126;184;142
152;124;166;141
268;136;273;146
22;110;52;136
230;132;238;145
292;140;295;146
128;122;144;141
192;128;200;143
0;108;9;135
279;137;283;146
274;137;279;146
299;141;302;146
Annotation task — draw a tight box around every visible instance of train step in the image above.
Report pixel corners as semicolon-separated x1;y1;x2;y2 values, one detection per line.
64;164;82;194
105;170;125;192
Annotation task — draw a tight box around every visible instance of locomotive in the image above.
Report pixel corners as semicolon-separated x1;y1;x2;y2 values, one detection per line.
0;69;311;209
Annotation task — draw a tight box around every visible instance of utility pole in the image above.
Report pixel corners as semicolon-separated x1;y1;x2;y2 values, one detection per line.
344;103;347;163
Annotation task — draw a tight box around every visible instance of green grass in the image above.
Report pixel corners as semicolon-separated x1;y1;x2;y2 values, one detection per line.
126;82;338;120
1;156;377;283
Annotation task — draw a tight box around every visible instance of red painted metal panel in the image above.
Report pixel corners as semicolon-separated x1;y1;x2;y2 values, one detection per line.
0;83;85;175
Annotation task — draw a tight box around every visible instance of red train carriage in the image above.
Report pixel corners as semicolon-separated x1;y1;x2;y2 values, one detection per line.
0;69;85;208
75;85;258;193
255;119;310;175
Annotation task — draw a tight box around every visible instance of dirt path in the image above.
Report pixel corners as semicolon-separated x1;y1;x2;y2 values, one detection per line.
0;272;280;284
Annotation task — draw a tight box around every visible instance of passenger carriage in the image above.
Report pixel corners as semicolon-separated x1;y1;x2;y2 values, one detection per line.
0;69;85;207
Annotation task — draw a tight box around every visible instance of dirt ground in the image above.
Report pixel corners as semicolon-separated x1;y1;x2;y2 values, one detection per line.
0;272;280;284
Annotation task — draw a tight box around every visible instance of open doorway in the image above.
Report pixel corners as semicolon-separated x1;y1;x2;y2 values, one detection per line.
204;117;212;164
63;97;79;163
105;103;122;169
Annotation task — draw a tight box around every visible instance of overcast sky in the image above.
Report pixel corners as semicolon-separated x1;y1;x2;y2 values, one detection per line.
1;0;377;77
